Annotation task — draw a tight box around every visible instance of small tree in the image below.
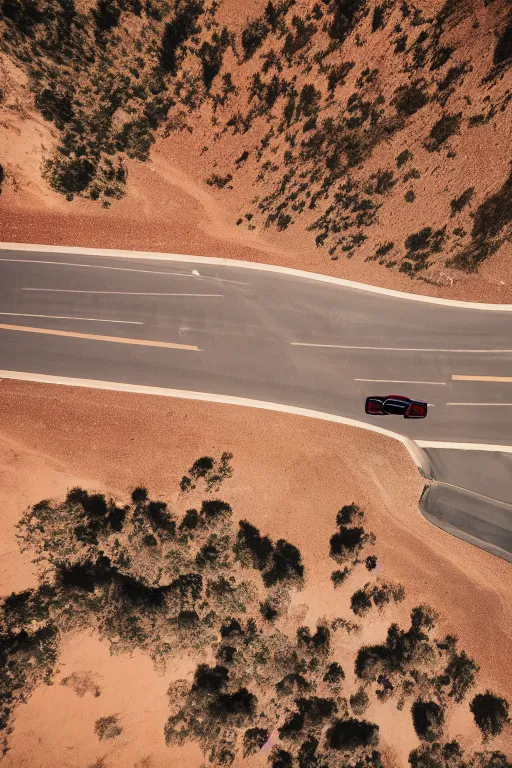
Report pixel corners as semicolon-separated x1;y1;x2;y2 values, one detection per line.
350;687;370;715
241;18;269;59
470;692;510;739
351;589;373;616
94;714;122;740
411;700;445;741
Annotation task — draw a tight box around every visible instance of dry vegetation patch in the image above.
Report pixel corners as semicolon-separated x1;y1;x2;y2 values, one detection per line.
1;456;511;767
0;0;511;288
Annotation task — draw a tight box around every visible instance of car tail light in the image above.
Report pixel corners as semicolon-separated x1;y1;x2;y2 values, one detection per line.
368;401;382;414
410;403;427;417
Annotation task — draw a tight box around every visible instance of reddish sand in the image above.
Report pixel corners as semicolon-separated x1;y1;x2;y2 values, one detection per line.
0;380;510;766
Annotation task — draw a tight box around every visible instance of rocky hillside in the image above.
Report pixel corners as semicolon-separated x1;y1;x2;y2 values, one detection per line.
0;0;511;291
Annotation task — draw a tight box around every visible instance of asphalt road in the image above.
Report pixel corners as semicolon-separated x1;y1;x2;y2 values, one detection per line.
1;247;511;559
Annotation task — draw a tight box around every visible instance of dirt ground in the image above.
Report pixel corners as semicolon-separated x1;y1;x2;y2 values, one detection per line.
0;379;510;767
1;138;511;305
1;0;511;305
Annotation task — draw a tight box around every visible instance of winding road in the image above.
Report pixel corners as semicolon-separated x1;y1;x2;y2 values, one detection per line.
1;243;511;561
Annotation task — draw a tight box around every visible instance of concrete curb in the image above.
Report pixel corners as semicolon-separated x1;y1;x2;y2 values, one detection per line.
2;242;512;312
0;369;432;478
8;370;512;563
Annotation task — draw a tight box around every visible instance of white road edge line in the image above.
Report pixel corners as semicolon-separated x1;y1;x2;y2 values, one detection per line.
446;402;512;406
2;242;512;312
417;440;512;453
0;312;143;325
293;343;512;353
355;379;446;385
0;258;194;279
0;369;431;475
22;289;223;297
0;258;249;286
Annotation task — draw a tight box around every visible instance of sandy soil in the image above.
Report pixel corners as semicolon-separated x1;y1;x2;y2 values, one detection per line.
0;379;511;767
1;141;511;304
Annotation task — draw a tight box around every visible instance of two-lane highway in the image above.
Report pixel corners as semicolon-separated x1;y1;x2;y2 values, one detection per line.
1;246;511;559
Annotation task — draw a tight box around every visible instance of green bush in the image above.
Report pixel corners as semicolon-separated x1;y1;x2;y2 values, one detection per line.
394;82;429;116
44;155;97;195
282;16;315;58
374;168;396;194
116;117;155;161
375;241;394;258
493;15;512;66
35;87;74;128
403;167;421;181
94;714;123;740
244;727;269;756
430;45;454;71
328;0;366;42
437;63;469;93
470;692;510;738
277;212;292;230
424;113;461;151
160;0;204;74
331;568;351;587
446;172;512;271
92;0;120;39
200;28;229;91
351;588;373;616
396;149;413;168
450;188;474;216
350;687;370;714
326;718;379;750
371;4;386;32
327;62;355;92
296;84;321;119
241;18;269;59
411;699;444;741
206;173;233;188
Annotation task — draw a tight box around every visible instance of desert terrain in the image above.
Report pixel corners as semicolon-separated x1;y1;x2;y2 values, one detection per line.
0;0;511;301
1;1;512;766
0;380;510;767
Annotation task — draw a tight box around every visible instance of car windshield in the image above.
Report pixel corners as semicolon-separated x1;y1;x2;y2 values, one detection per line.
383;399;408;415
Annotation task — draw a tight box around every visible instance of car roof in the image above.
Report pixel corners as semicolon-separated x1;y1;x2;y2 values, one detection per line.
385;395;427;404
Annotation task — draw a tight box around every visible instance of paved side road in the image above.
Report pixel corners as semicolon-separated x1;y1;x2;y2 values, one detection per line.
421;483;512;563
424;447;512;505
1;245;511;561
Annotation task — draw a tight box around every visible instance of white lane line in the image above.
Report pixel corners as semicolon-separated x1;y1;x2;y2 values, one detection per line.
3;242;512;311
0;312;142;325
0;258;249;285
292;343;512;353
0;258;192;278
355;379;446;385
446;402;512;406
417;440;512;452
452;375;512;382
22;289;223;297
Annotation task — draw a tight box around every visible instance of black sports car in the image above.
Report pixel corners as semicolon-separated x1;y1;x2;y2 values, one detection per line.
365;394;428;419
